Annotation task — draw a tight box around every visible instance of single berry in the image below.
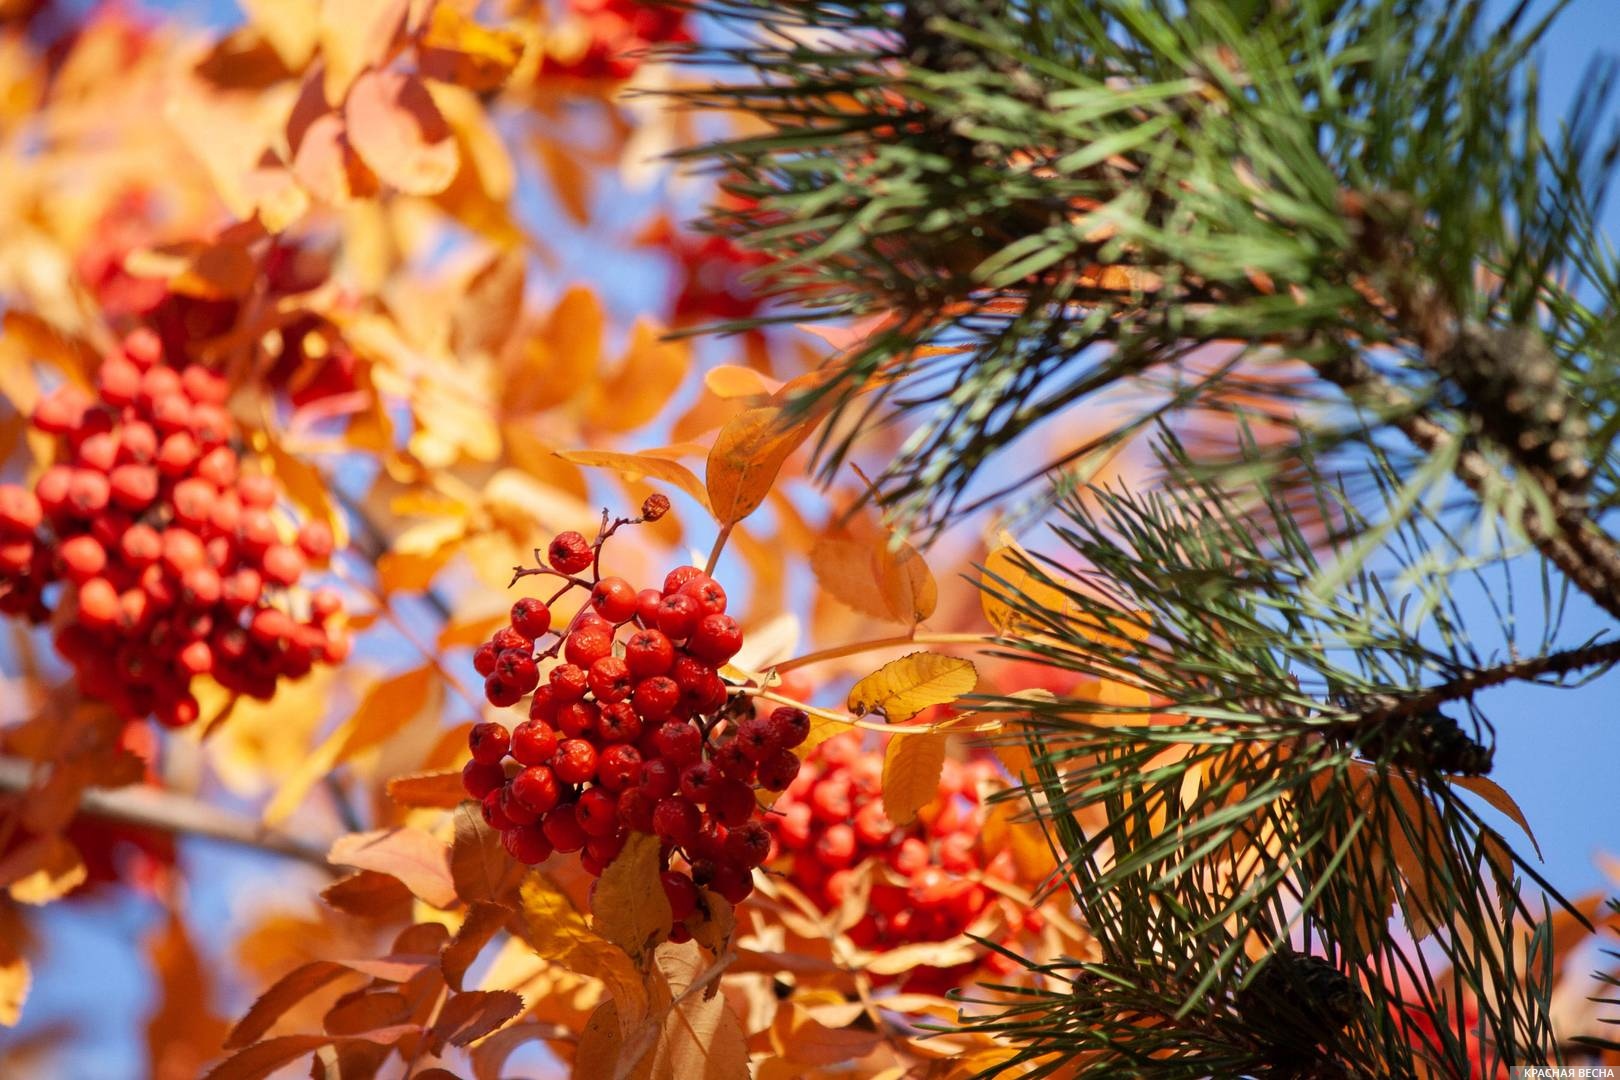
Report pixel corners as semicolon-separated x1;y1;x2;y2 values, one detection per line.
576;787;620;837
631;675;679;721
598;744;643;791
262;544;305;587
492;625;533;653
588;655;632;703
511;720;559;766
708;779;756;828
639;757;679;799
640;493;670;521
542;804;587;853
512;765;561;814
503;824;554;865
634;588;663;628
710;863;754;905
481;788;516;831
725;820;772;867
556;700;600;739
711;742;756;782
757;748;802;792
462;759;505;800
662;565;703;596
679;761;718;804
564;624;613;668
59;535;107;584
688;614;742;664
652;720;703;766
596;702;642;744
654;592;700;641
616;788;657;832
495;649;541;695
473;642;499;677
661;870;698;920
678;575;727;616
469;721;511;764
769;707;812;749
624;629;674;678
500;784;541;826
547;531;593;574
550;663;589;703
590;576;638;624
510;597;552;639
735;714;779;761
485;675;524;708
553;738;599;785
651;796;700;848
296;520;334;564
0;485;43;535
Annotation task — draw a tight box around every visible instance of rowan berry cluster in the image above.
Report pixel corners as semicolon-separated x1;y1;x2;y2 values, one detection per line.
461;504;807;938
764;733;1033;986
0;329;348;725
541;0;690;81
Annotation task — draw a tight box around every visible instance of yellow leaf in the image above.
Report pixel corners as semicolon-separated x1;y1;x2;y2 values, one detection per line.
875;538;937;624
705;405;815;526
556;450;711;512
418;4;526;92
386;770;468;810
767;1001;882;1067
979;543;1075;632
518;873;648;1024
645;941;751;1080
808;538;894;622
241;0;318;69
1449;775;1542;859
5;836;86;905
848;652;978;724
319;0;407;104
881;733;948;827
505;286;602;415
452;248;525;361
345;70;460;196
591;834;672;968
264;666;442;825
585;321;690;434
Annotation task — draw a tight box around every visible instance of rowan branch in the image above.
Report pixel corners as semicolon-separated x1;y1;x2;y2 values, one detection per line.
0;757;336;870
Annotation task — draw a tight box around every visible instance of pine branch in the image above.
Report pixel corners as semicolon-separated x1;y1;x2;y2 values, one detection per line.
1352;636;1620;725
0;756;336;869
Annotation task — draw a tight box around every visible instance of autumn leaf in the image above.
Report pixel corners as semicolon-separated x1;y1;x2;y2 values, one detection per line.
3;836;87;905
418;4;527;92
848;652;978;724
591;833;673;968
518;872;647;1024
585;321;690;434
321;872;415;921
345;70;460;196
882;733;949;827
443;901;511;992
451;801;524;903
385;769;468;809
429;989;524;1049
453;248;526;361
979;543;1077;633
556;450;711;512
810;534;937;625
1449;775;1542;859
767;1001;883;1067
226;961;354;1049
328;828;458;909
705;405;817;525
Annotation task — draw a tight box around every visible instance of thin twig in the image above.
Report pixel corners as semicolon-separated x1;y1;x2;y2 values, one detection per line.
1353;636;1620;724
0;757;335;869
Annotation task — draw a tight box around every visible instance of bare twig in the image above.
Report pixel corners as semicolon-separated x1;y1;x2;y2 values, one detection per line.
0;757;336;869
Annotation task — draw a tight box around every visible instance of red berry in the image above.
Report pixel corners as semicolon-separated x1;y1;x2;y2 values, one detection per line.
708;779;756;827
639;758;679;799
711;863;754;905
238;472;276;508
556;700;600;739
550;663;588;703
473;641;499;677
678;575;727;616
469;721;511;764
662;565;703;595
816;823;857;868
510;597;552;639
588;655;632;703
76;431;118;472
617;787;657;832
596;702;642;744
139;365;182;409
485;675;524;708
679;761;718;804
652;796;700;847
652;721;702;766
711;741;755;782
462;759;505;800
590;577;638;623
889;837;930;876
542;804;587;853
0;538;33;575
770;707;811;749
634;588;663;628
854;800;895;847
576;787;619;837
310;586;342;621
171;477;216;528
118;422;158;465
624;629;674;678
661;870;698;920
238;508;277;556
547;531;593;573
503;824;554;865
553;739;599;784
67;469;112;515
180;363;228;405
189;403;233;447
735;714;780;761
669;923;693;944
481;789;515;831
196;446;238;488
154;692;201;728
59;535;107;583
150;393;192;435
500;783;541;826
32;385;91;434
598;745;643;791
181;565;222;607
631;675;679;721
564;625;613;668
262;544;305;587
725;820;772;867
122;329;163;369
297;520;334;564
511;720;559;766
688;614;742;664
98;356;141;406
528;684;558;722
513;765;561;813
0;485;42;535
584;831;626;866
756;748;801;792
654;592;700;641
156;432;199;477
495;649;541;695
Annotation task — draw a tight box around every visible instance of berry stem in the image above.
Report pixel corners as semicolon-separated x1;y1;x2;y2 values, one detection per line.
772;632;998;675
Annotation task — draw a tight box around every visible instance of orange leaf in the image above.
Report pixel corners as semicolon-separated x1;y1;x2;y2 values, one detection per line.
504;286;602;415
430;990;524;1049
704;365;780;400
319;0;407;104
585;321;690;434
226;961;353;1049
848;652;978;724
881;733;948;827
767;1001;882;1067
345;70;459;196
705;406;815;526
386;769;469;810
443;901;511;992
517;872;647;1024
324;991;411;1036
453;248;526;361
320;872;415;921
555;449;710;512
451;801;523;904
328;828;458;909
418;4;527;93
1449;775;1542;859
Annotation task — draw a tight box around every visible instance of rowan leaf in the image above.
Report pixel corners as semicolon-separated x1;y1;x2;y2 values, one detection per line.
767;1001;882;1067
705;405;815;525
518;872;647;1023
321;872;415;921
453;248;525;361
848;652;978;724
319;0;407;104
591;833;673;968
704;365;779;400
451;801;523;904
227;961;354;1049
345;70;459;196
811;535;937;625
430;990;524;1049
645;941;750;1080
323;991;411;1036
1450;775;1543;859
556;450;710;512
979;543;1076;632
881;733;948;827
442;901;511;992
328;828;458;909
4;836;86;905
418;4;526;92
585;321;690;434
386;769;469;809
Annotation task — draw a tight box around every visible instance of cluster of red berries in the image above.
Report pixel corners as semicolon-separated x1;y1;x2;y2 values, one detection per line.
764;733;1035;987
0;329;348;725
461;510;808;937
541;0;690;81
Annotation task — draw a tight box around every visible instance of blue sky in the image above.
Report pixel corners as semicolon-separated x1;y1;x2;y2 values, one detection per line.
5;0;1620;1075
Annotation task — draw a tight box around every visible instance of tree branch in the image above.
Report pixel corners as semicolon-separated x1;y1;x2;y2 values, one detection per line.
0;757;336;870
1354;636;1620;725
